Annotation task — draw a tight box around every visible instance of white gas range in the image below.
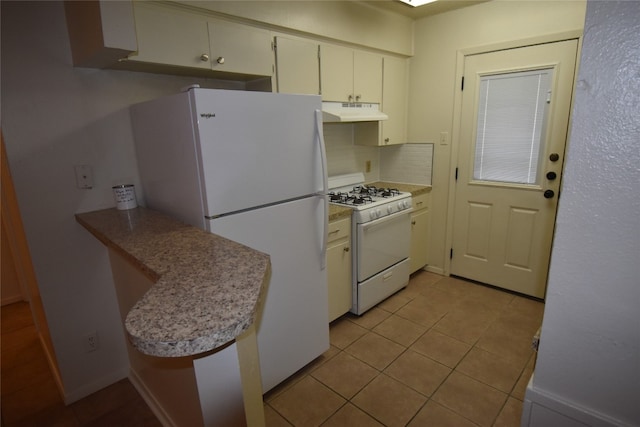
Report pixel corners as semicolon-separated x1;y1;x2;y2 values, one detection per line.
328;173;413;315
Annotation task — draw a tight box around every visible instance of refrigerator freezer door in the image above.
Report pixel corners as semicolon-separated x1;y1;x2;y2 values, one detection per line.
208;195;329;392
191;89;325;218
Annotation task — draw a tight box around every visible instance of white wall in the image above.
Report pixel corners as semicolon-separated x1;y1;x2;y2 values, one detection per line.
523;1;640;425
409;0;587;273
0;1;243;402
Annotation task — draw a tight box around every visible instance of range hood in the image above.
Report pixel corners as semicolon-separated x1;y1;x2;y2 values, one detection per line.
322;102;388;123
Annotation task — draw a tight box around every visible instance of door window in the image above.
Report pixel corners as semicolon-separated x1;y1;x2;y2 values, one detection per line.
473;69;552;185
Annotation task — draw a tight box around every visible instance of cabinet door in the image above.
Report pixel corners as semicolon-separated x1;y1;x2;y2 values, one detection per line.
381;56;407;145
131;3;211;69
354;51;382;103
275;37;320;95
410;208;429;273
327;239;352;322
208;19;273;76
320;44;354;102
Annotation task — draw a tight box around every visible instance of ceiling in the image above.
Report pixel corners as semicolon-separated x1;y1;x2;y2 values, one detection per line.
363;0;489;19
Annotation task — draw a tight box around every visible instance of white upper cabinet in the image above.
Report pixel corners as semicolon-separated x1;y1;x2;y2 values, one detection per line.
320;44;382;103
381;56;408;145
274;36;320;95
130;2;211;69
128;3;272;77
208;19;273;77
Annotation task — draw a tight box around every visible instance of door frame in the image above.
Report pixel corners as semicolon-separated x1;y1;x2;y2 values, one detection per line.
443;31;583;278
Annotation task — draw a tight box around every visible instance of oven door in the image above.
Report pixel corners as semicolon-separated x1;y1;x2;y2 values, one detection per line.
356;209;411;282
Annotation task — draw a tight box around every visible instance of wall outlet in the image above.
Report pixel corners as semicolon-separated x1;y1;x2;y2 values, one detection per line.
74;164;94;189
83;331;99;352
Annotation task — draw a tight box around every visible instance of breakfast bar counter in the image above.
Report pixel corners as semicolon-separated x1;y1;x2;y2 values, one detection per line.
76;206;270;426
76;206;270;357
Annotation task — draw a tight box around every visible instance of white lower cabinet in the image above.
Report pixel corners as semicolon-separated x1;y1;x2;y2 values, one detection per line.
410;193;429;273
327;217;352;322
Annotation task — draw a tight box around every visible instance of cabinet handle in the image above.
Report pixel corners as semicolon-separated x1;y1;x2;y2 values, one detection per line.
343;247;350;252
412;220;416;225
348;94;353;102
329;229;340;234
416;201;423;206
200;53;209;62
216;56;225;64
384;138;390;143
355;95;361;102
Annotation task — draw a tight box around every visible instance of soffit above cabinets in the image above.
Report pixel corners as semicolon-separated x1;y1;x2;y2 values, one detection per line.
363;0;490;20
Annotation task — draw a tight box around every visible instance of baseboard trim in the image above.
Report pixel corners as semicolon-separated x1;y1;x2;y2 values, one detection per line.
523;376;633;427
37;332;66;402
63;367;128;405
128;369;177;427
425;265;444;275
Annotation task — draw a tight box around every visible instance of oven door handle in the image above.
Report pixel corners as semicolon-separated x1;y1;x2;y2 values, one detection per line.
360;209;412;231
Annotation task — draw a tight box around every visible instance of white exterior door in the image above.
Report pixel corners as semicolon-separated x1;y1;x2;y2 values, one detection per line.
451;40;578;298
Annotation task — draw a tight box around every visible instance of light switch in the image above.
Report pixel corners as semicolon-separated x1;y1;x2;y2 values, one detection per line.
74;165;93;189
439;132;449;145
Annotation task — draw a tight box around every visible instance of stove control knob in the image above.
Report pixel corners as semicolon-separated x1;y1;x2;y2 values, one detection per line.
370;211;377;220
376;209;382;218
387;205;394;214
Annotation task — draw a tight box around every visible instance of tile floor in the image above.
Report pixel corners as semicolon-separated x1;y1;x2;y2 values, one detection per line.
263;271;543;427
1;271;543;427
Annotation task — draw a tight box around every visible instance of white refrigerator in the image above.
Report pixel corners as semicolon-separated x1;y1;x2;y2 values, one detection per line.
130;87;329;392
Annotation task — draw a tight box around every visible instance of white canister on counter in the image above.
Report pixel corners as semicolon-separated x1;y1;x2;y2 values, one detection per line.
112;184;138;210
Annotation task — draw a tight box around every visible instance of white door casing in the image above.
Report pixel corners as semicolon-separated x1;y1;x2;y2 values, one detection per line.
451;40;579;298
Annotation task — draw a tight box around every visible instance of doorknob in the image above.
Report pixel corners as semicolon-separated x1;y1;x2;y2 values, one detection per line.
543;190;555;199
546;171;557;180
549;153;560;162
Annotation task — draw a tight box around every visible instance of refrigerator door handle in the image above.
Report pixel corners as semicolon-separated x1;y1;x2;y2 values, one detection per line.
315;109;328;196
315;109;328;270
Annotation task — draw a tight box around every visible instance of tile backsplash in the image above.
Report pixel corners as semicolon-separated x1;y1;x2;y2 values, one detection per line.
380;143;433;185
323;122;433;186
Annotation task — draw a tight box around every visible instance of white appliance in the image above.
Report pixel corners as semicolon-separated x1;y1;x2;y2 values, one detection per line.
328;173;412;315
130;87;329;393
322;102;389;122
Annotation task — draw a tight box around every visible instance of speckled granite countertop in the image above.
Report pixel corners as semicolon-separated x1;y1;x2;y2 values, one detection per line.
328;204;352;221
75;207;270;358
369;181;432;197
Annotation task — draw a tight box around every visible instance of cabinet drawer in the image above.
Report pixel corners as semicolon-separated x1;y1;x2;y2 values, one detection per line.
412;193;429;212
328;218;350;242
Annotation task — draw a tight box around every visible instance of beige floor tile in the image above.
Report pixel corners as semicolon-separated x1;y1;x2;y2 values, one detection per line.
433;306;495;345
509;296;545;321
384;349;451;397
376;291;411;313
321;403;384;427
407;400;478;427
312;351;379;399
432;372;507;427
411;329;471;368
395;296;447;328
264;403;293;427
345;332;405;370
352;374;427;427
372;314;427;347
269;376;345;427
410;271;446;287
511;369;532;401
461;283;515;311
456;347;523;393
417;287;461;313
494;397;524;427
431;276;479;299
346;308;391;330
474;322;535;367
329;317;368;349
